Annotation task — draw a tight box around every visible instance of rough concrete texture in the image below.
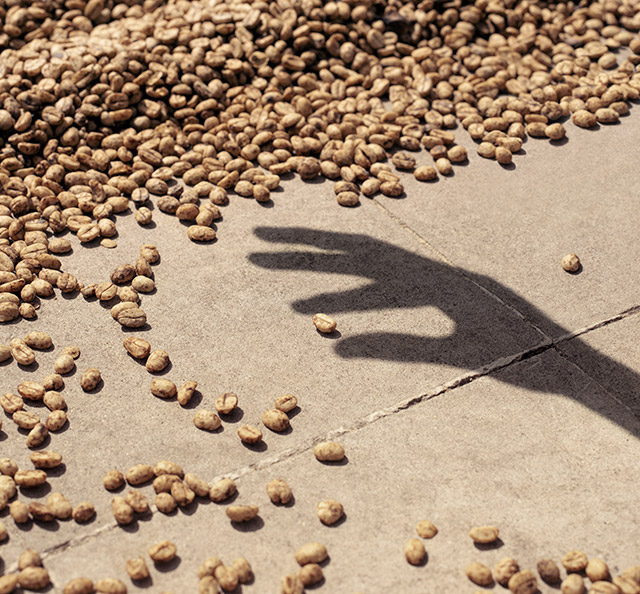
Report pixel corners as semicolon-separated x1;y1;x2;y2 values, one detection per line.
1;115;639;592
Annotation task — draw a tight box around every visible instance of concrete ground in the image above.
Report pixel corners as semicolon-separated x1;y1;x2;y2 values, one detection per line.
1;113;639;592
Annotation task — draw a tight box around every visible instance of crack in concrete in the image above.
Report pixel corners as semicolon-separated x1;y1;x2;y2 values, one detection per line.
28;305;640;573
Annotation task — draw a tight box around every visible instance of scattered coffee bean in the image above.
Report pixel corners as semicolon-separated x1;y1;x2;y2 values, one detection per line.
317;499;344;525
562;574;586;594
177;381;197;406
80;369;101;391
30;451;62;469
184;473;210;498
194;410;221;431
112;496;134;525
209;478;237;503
149;540;177;563
299;563;323;587
405;538;427;565
238;425;263;444
267;479;293;505
215;393;238;415
416;520;438;539
146;350;170;373
262;409;290;432
467;562;494;586
563;550;589;573
123;337;151;359
72;502;95;523
151;379;177;399
126;464;154;486
562;254;581;272
469;525;500;544
63;577;94;594
155;492;177;514
314;442;345;462
226;505;259;522
312;313;337;333
24;332;52;350
538;559;561;584
295;543;328;566
587;559;611;582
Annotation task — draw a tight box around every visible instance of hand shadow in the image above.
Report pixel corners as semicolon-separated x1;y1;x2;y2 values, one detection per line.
248;227;640;437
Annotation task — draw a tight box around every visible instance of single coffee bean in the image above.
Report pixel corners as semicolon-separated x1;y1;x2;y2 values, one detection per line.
80;368;101;391
314;442;345;462
405;538;426;565
123;337;151;359
537;559;561;584
312;313;336;333
151;379;177;399
262;409;290;432
563;550;589;573
467;562;493;586
72;502;95;523
194;410;221;431
562;253;581;272
469;525;499;544
146;350;170;372
295;543;328;566
126;557;149;581
508;570;537;594
416;520;438;538
149;540;177;563
238;425;263;444
209;478;237;503
267;479;293;505
316;500;344;525
226;505;259;522
215;392;238;414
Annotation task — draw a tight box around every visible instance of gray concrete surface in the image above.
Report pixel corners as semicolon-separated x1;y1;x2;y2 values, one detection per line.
1;114;639;592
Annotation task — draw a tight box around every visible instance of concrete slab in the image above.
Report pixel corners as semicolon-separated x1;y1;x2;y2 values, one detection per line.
373;114;640;339
38;348;640;592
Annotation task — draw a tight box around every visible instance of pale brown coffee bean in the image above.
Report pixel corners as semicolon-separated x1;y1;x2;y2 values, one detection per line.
54;354;75;374
123;337;151;359
136;207;153;226
0;302;19;322
275;394;297;413
621;567;640;584
151;379;177;399
1;393;23;414
509;570;538;594
405;538;426;565
0;344;11;363
238;425;263;444
209;478;237;502
171;481;195;507
215;392;238;414
299;563;323;587
112;496;134;525
496;147;513;165
314;442;345;462
154;461;184;478
282;574;304;594
63;577;94;594
103;470;125;491
215;566;239;592
149;540;177;563
111;264;136;285
126;490;149;514
43;373;64;390
414;166;438;181
572;110;597;128
538;559;561;584
80;368;101;391
0;458;18;476
140;245;160;264
467;562;493;586
24;331;52;350
13;410;40;430
295;542;328;566
199;576;219;594
155;492;177;514
336;191;359;206
46;410;67;431
153;475;181;493
416;520;438;538
589;582;621;594
188;226;217;242
0;474;16;497
546;123;566;140
563;550;589;573
95;282;118;301
312;313;336;333
231;558;253;584
177;381;197;406
30;450;62;469
18;567;50;590
131;276;154;293
587;559;611;582
197;556;221;576
26;423;48;448
226;505;259;522
95;578;127;594
317;500;344;525
267;478;293;504
126;464;154;485
184;473;209;497
562;253;581;272
45;492;71;520
0;575;18;594
10;339;35;365
262;409;290;432
194;410;221;430
72;502;95;523
126;557;149;581
146;350;170;372
117;307;147;328
469;525;499;544
43;390;66;410
17;381;45;401
18;548;41;569
10;500;30;523
613;576;640;594
118;286;139;303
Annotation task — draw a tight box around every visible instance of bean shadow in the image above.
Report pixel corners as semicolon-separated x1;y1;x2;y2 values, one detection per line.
248;227;640;436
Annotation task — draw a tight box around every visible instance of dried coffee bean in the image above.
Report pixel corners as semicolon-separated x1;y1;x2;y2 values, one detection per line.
176;381;197;406
80;368;101;391
43;374;64;390
613;576;640;594
563;551;589;573
112;496;134;525
0;519;6;541
274;394;297;413
64;577;94;594
416;520;438;538
17;381;45;401
226;505;259;522
111;264;136;285
231;558;253;584
47;493;72;520
46;410;67;431
117;307;147;328
0;458;18;476
95;578;127;594
621;568;640;585
0;344;11;363
10;500;30;523
199;558;223;578
314;442;345;462
18;550;42;568
126;464;154;485
215;392;238;414
299;563;323;587
467;562;493;586
184;473;210;497
13;410;40;430
149;540;177;563
562;253;581;272
125;490;149;514
194;410;221;431
587;559;611;582
30;450;62;469
151;379;177;399
295;543;328;566
405;538;426;565
24;332;52;350
317;500;344;525
146;350;170;372
62;346;80;359
238;425;263;444
469;525;499;544
537;559;561;584
126;557;149;581
155;492;177;514
1;393;23;414
103;470;125;491
43;390;66;411
188;226;217;242
95;282;118;301
53;354;75;375
18;567;50;590
262;409;290;432
123;337;151;359
10;339;35;365
215;566;239;593
154;461;184;478
312;313;337;333
171;481;195;507
209;478;237;503
509;570;538;594
267;479;293;505
493;558;521;586
282;574;304;594
131;276;154;293
26;423;48;448
589;582;621;594
72;502;95;523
